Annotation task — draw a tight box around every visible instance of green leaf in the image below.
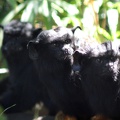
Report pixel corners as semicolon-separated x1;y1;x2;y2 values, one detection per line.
52;10;63;26
38;0;49;17
7;0;17;8
53;1;79;15
0;106;7;120
70;17;81;26
107;9;118;39
47;0;53;29
0;28;3;48
116;31;120;38
38;0;53;29
21;1;35;23
97;26;112;40
52;2;64;13
62;17;72;27
1;2;26;25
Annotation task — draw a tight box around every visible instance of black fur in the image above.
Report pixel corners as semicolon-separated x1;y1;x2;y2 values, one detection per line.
0;20;56;114
28;26;91;119
0;78;9;95
73;40;120;119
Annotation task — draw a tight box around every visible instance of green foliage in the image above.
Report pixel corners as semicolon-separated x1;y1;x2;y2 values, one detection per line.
0;106;7;120
1;2;27;25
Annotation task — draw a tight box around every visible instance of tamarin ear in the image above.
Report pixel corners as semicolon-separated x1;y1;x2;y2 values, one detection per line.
27;41;39;60
33;28;42;38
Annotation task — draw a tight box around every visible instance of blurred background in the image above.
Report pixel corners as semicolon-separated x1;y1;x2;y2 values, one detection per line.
0;0;120;119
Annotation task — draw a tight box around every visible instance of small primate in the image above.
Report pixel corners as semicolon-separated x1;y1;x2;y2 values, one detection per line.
73;40;120;119
28;26;92;120
0;20;57;114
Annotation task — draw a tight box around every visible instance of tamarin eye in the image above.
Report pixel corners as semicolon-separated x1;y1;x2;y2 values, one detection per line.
65;39;71;44
96;58;102;63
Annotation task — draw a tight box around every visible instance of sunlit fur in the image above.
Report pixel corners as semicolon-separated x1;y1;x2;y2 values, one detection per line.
74;40;120;119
